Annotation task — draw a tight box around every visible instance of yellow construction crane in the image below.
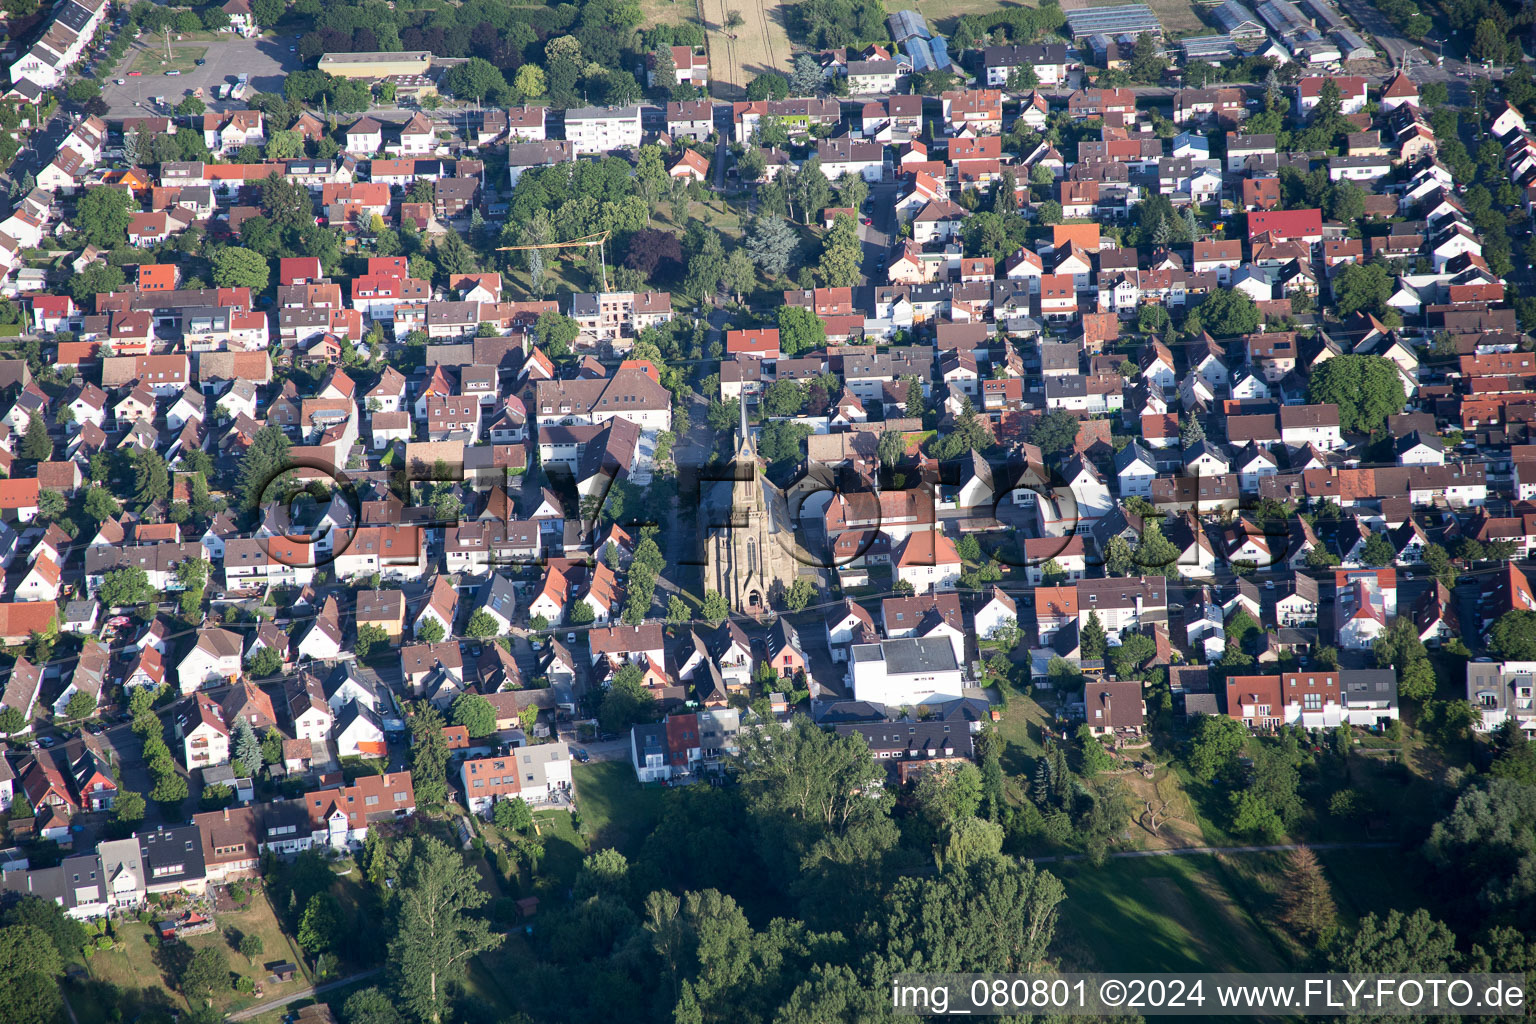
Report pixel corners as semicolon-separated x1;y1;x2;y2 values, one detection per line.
496;231;610;291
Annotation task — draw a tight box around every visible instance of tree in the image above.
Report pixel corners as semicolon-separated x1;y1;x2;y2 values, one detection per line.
784;577;814;611
1359;531;1395;567
236;423;292;514
1029;408;1081;456
1329;908;1459;974
1133;519;1181;575
69;262;125;305
1104;535;1135;577
246;646;283;679
816;214;863;287
702;589;730;624
212;247;270;291
776;303;826;357
904;375;924;418
34;488;64;522
20;414;50;461
287;890;339;959
416;618;446;644
181;944;229;997
600;664;655;734
0;705;25;736
789;52;823;96
343;988;406;1024
1188;713;1246;782
1185;288;1260;337
1489;610;1536;660
238;933;264;962
465;609;500;639
233;717;262;775
878;430;905;468
63;689;96;721
737;715;899;887
76;187;133;248
1180;414;1206;446
451;693;497;738
83;486;120;524
388;836;504;1024
442;57;507;102
1471;16;1507;62
99;566;152;607
1306;354;1407;436
112;789;146;827
410;705;451;806
1279;846;1337;940
1076;724;1114;775
493;796;533;833
261;727;284;765
746;71;788;101
1080;610;1106;660
761;378;806;419
0;923;62;1024
1331;261;1393;319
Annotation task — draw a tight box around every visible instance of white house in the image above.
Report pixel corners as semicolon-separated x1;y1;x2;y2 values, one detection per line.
849;637;964;705
176;627;244;694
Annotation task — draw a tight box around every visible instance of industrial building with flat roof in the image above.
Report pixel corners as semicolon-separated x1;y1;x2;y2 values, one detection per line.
1063;4;1163;39
318;51;432;79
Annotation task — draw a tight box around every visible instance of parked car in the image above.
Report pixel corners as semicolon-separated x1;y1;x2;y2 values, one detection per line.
165;69;181;75
127;70;141;76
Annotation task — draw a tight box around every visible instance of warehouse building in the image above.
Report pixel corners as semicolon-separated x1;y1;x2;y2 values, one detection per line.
318;51;433;79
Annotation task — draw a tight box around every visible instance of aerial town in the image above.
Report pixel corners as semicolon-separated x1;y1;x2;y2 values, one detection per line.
0;0;1532;1019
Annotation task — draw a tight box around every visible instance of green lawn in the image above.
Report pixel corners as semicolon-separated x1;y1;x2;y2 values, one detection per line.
530;808;586;898
1054;854;1290;974
128;44;208;73
573;760;670;853
992;694;1054;779
81;891;312;1020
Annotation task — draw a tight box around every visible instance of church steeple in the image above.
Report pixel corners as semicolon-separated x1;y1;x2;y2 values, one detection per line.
736;389;755;461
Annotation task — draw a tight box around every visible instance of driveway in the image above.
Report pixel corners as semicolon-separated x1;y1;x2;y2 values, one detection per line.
102;33;304;118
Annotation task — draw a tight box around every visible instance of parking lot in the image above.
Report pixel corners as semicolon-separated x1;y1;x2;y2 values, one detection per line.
101;33;304;118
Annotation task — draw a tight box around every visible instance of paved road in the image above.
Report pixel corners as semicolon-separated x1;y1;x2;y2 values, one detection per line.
227;968;384;1021
1032;840;1398;865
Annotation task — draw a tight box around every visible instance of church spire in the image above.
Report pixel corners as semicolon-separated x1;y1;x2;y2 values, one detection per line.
736;391;755;460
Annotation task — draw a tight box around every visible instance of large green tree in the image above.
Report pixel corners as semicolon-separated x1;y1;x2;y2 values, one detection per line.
236;423;293;515
451;692;497;738
409;704;451;806
1186;288;1260;337
1305;354;1407;436
76;187;134;248
211;246;271;291
387;837;504;1024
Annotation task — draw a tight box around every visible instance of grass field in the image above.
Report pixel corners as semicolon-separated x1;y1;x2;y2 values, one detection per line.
640;0;702;27
699;0;793;99
574;760;671;852
531;807;587;897
126;44;209;74
83;891;312;1019
1054;854;1290;973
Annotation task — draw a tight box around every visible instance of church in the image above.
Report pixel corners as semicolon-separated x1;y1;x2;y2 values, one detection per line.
705;404;798;616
